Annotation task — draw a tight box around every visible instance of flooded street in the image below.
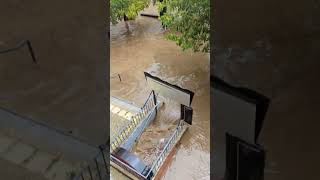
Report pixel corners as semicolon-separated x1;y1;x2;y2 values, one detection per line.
110;9;210;180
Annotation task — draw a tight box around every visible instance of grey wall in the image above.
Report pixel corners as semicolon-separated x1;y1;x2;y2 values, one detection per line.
214;0;319;46
213;0;320;179
0;1;107;145
212;88;256;179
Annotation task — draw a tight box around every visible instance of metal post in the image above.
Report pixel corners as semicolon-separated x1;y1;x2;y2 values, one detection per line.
152;90;157;106
180;104;185;120
118;74;122;82
152;90;157;115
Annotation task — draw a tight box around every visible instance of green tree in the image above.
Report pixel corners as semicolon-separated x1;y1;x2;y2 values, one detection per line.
110;0;150;24
110;0;210;53
157;0;210;53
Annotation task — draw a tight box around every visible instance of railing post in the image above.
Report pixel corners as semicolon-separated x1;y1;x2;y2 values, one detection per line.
152;90;157;106
152;90;157;115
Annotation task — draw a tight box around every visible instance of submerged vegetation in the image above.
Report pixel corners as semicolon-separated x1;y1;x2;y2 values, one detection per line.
110;0;210;53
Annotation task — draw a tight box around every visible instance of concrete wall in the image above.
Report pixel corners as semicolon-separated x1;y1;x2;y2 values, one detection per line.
0;1;107;145
213;0;320;179
214;0;319;46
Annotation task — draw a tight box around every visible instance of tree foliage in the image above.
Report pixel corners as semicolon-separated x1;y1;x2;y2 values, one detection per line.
110;0;150;24
110;0;210;53
157;0;210;53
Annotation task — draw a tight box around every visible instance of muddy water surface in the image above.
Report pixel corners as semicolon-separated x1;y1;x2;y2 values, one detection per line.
110;12;210;180
132;99;181;166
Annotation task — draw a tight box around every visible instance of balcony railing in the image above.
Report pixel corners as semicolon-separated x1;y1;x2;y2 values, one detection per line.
73;90;158;180
110;120;188;180
110;90;157;153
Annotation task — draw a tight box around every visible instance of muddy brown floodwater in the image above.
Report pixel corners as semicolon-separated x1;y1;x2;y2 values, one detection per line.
131;99;181;166
110;9;210;180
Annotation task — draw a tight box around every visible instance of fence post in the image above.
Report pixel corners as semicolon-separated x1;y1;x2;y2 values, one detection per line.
152;90;157;106
152;90;157;115
118;74;122;82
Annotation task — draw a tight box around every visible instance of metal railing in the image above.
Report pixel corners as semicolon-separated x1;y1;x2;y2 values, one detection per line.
110;154;147;180
72;145;109;180
75;91;188;180
73;91;158;180
110;120;188;180
145;120;186;179
110;90;157;153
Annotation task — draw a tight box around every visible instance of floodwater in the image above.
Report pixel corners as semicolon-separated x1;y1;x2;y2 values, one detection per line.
132;99;181;166
110;6;210;180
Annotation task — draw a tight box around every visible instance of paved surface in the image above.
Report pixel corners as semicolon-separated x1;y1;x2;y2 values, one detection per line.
110;98;142;180
0;132;77;180
0;158;47;180
110;97;140;143
0;107;103;179
0;107;99;163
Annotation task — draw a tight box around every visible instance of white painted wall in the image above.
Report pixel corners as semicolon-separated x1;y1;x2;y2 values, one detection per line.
211;87;256;179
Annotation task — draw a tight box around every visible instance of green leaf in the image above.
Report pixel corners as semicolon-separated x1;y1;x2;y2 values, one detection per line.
157;0;210;53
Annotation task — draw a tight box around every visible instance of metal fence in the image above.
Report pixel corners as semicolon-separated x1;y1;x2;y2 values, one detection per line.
72;145;109;180
110;90;157;153
146;120;187;178
73;91;157;180
74;91;187;180
111;120;188;180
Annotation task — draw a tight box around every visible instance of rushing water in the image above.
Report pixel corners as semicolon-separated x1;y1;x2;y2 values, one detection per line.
110;6;210;179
